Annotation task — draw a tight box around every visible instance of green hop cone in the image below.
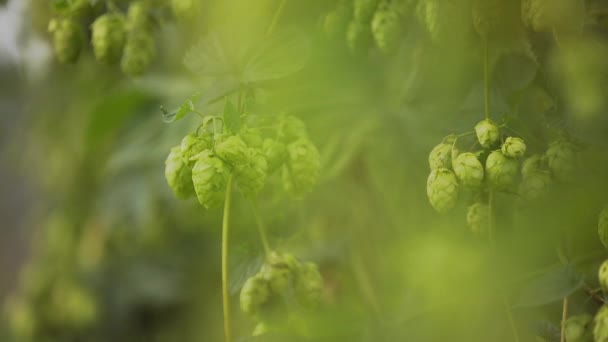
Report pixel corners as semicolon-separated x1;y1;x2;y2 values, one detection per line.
453;152;484;188
180;133;210;165
475;119;500;149
595;304;608;342
485;151;518;190
426;168;459;213
263;138;286;174
278;115;308;143
91;13;126;65
171;0;201;20
521;154;543;178
121;29;155;76
240;274;270;316
565;314;593;342
428;142;453;170
240;128;264;149
501;137;527;159
165;146;195;199
127;1;154;31
545;139;577;181
599;206;608;249
261;252;299;294
191;150;229;209
518;170;551;200
467;202;489;235
282;139;321;198
347;20;373;53
48;18;84;64
296;262;323;308
418;0;469;44
234;148;268;197
521;0;551;32
601;260;608;293
215;135;249;165
354;0;380;22
371;0;402;54
324;1;352;40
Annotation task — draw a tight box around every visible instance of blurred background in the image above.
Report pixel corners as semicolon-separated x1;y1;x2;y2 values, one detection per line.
2;0;608;341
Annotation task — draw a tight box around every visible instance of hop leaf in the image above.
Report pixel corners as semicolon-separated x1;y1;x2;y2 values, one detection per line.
121;29;155;76
234;148;268;197
261;252;300;293
426;168;459;213
599;206;608;249
91;13;126;65
428;137;456;170
501;137;527;159
371;0;402;54
475;119;500;149
467;202;489;235
240;274;270;316
346;19;373;53
485;150;518;190
263;138;287;174
282;139;321;198
191;150;229;209
165;146;195;199
296;262;323;308
545;139;577;181
354;0;380;22
595;305;608;342
518;170;551;200
48;18;84;64
215;135;249;165
453;152;484;188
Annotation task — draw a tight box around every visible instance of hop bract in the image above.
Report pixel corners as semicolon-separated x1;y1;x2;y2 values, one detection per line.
426;168;459;213
545;139;577;181
599;206;608;249
501;137;527;159
234;148;268;197
165;146;195;199
283;139;321;198
595;304;608;341
240;274;270;316
296;262;323;308
485;151;518;190
191;151;229;209
518;170;551;200
91;13;126;65
215;135;249;165
467;202;489;235
453;152;484;188
48;18;83;64
475;119;500;149
371;0;402;54
180;133;210;165
428;141;455;170
121;30;155;76
263;139;286;174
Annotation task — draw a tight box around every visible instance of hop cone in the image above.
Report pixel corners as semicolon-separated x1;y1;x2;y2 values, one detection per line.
545;139;576;181
191;151;229;209
278;116;308;143
601;260;608;292
521;154;543;178
215;135;249;165
354;0;380;22
501;137;527;159
426;168;459;213
371;0;402;54
472;0;520;39
234;148;268;197
121;30;155;76
180;133;211;165
91;13;126;65
171;0;201;20
595;305;608;342
282;139;321;198
428;142;454;170
467;202;489;235
475;119;500;149
347;19;373;53
165;146;195;199
296;262;323;308
324;0;352;40
48;18;83;64
240;128;264;149
240;274;270;315
599;206;608;249
127;1;154;31
263;138;286;174
521;0;551;32
485;151;518;190
418;0;469;44
453;152;484;188
261;252;299;293
518;170;551;200
565;314;593;342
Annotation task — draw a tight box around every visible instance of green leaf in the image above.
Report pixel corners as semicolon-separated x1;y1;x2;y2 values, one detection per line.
161;93;200;123
512;264;584;308
183;31;238;77
223;99;241;134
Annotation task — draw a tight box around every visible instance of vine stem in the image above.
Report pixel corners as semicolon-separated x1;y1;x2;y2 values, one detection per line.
222;175;234;342
560;296;568;342
483;39;490;120
249;198;271;256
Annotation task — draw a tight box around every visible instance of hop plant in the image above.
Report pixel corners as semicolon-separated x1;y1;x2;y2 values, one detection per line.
599;206;608;249
485;151;518;190
121;30;155;76
475;119;500;149
501;137;527;159
347;20;373;53
518;170;551;200
545;139;577;181
171;0;201;20
565;314;593;342
371;0;402;54
48;18;84;64
426;168;459;213
234;148;268;197
428;140;455;170
467;202;489;235
453;152;484;188
595;304;608;342
354;0;380;22
261;252;299;293
165;146;195;199
296;262;323;308
283;139;321;198
91;13;126;65
263;138;286;174
215;135;249;165
191;150;229;209
240;274;270;316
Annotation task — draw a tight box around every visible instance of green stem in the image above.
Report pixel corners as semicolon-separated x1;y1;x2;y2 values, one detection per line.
483;39;490;120
560;296;568;342
266;0;287;36
221;176;234;342
249;198;271;256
